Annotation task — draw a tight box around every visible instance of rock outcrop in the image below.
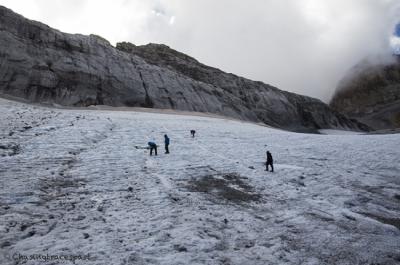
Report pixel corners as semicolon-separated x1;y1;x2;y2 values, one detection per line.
330;56;400;130
0;5;368;132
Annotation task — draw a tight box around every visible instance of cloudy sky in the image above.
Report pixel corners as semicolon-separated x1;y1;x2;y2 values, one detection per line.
0;0;399;101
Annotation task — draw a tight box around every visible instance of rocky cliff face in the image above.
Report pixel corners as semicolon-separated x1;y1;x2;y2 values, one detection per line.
330;56;400;130
0;6;368;132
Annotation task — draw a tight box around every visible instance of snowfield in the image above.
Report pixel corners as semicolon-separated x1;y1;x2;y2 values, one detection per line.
0;98;399;265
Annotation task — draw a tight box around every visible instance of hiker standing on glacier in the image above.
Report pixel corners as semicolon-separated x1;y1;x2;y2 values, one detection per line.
164;134;170;154
265;151;274;172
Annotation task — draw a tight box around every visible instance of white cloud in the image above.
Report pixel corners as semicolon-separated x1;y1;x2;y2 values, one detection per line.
169;16;175;25
0;0;399;101
390;36;400;54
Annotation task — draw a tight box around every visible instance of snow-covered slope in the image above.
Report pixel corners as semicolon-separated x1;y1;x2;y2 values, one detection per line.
0;98;399;265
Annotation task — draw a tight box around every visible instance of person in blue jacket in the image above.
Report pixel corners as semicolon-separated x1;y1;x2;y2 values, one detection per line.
164;134;170;154
148;141;157;156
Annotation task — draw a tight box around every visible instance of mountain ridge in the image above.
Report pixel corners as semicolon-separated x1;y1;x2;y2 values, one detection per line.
330;55;400;130
0;5;368;132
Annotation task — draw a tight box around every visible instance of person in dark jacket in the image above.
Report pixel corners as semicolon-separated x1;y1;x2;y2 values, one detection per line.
148;141;157;156
164;134;170;154
190;130;196;138
265;151;274;172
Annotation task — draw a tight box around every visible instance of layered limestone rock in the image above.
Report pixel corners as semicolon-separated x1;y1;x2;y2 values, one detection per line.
0;5;368;132
330;56;400;130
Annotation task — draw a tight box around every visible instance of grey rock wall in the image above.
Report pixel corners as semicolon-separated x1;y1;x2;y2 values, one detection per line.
0;5;368;132
330;56;400;130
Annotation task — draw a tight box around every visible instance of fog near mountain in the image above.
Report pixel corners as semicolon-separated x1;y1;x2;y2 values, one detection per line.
0;0;399;101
